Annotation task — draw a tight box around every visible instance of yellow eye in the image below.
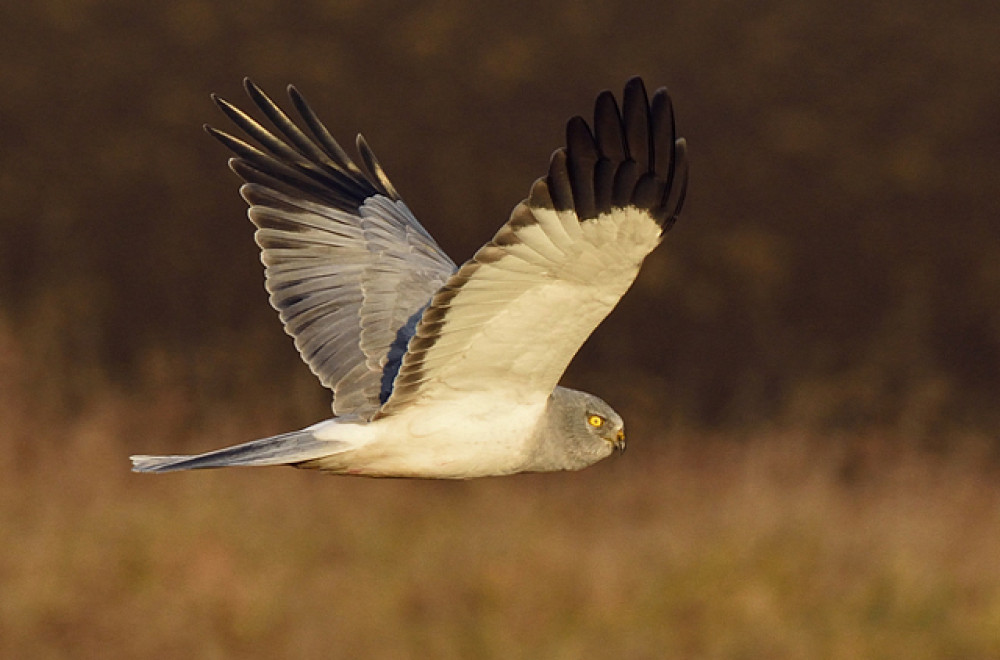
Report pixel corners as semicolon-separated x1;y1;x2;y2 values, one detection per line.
587;414;605;428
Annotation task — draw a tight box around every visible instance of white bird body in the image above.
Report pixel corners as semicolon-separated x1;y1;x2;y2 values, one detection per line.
305;393;550;478
130;77;688;479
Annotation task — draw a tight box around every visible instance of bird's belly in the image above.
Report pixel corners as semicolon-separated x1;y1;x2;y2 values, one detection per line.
320;397;547;478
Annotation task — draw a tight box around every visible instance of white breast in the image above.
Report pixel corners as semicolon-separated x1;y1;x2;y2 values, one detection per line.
313;393;548;478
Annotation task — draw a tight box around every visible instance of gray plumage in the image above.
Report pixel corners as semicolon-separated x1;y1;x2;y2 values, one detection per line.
517;388;626;473
208;83;456;419
130;429;348;473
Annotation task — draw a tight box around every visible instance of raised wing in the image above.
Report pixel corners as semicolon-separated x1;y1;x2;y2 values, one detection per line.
206;80;456;420
379;77;688;416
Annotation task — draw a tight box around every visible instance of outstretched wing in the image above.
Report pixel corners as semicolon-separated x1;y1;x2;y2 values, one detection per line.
206;80;456;420
379;77;687;417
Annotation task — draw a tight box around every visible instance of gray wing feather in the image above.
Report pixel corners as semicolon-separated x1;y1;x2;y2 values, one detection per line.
206;80;456;419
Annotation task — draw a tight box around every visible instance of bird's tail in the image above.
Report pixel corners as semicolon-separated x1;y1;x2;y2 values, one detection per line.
130;428;347;473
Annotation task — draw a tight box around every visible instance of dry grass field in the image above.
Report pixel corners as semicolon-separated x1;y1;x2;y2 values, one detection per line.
2;352;998;659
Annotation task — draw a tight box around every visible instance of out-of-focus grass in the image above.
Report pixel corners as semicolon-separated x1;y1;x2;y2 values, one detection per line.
1;377;998;660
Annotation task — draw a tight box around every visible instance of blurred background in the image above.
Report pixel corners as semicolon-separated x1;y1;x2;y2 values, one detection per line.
1;0;998;657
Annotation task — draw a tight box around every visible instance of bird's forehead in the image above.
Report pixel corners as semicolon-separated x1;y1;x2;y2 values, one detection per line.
580;394;622;424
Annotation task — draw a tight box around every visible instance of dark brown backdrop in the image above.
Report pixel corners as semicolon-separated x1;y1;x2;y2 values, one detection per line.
1;0;997;440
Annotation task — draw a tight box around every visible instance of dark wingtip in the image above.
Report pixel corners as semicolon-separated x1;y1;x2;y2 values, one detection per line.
546;148;574;212
206;78;406;210
623;76;648;99
543;77;687;230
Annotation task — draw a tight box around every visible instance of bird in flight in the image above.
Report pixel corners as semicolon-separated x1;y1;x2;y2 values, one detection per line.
130;77;687;478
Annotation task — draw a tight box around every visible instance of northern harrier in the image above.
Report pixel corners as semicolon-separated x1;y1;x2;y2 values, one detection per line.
131;77;688;478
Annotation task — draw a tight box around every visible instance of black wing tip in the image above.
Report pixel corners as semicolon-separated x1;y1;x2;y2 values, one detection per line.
545;148;574;212
206;79;398;209
624;75;647;92
543;77;687;229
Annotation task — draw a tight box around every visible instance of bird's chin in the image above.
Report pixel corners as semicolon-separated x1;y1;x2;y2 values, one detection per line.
603;439;625;456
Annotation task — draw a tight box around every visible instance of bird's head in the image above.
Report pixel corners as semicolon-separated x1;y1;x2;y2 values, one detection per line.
527;386;626;472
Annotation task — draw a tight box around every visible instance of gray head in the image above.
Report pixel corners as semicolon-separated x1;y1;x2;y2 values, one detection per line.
523;386;626;473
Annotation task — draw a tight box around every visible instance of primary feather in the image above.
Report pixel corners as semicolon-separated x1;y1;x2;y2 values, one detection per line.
205;80;456;420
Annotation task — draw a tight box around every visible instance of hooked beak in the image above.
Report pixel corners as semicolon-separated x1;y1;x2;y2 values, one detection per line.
612;429;626;454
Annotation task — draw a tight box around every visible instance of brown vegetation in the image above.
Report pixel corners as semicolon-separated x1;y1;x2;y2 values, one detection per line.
1;367;998;657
